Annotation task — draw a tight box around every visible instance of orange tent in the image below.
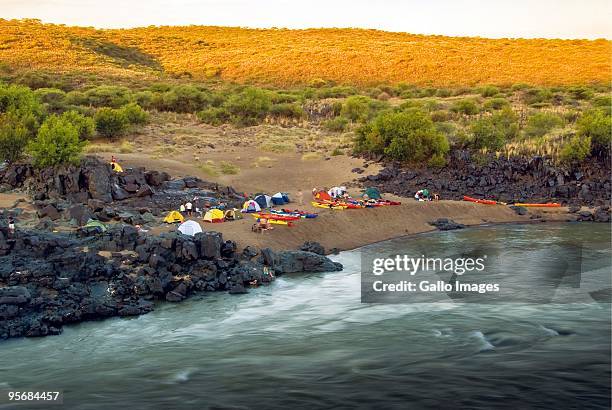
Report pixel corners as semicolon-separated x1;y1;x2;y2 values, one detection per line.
314;190;332;201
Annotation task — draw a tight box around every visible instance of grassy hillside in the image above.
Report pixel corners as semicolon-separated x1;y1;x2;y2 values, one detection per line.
0;19;610;87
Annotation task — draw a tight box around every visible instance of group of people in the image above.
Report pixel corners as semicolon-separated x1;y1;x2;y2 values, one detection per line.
179;197;227;218
414;189;440;201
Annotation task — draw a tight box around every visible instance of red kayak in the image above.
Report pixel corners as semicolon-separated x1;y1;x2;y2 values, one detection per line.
463;195;497;205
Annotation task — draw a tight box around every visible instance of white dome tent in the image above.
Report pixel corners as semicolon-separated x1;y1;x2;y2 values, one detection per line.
178;220;203;236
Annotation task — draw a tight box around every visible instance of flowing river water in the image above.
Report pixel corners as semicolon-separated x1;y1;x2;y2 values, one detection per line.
1;223;610;409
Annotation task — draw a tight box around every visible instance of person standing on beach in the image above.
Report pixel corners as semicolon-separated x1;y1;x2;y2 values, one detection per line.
297;189;304;206
7;216;15;237
179;203;186;215
185;201;193;217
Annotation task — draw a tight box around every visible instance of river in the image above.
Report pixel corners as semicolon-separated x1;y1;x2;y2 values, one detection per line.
1;223;610;409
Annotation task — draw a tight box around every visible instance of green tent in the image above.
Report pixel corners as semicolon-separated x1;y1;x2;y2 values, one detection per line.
84;219;107;233
362;187;382;199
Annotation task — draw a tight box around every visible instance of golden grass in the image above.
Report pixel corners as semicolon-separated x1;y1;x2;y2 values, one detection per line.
301;152;322;161
1;19;609;86
83;143;115;153
219;161;240;175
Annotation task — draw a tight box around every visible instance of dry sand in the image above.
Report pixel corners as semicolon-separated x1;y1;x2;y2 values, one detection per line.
158;201;573;253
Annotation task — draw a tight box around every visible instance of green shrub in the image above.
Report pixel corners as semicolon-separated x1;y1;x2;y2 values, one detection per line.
427;153;447;168
94;107;128;138
197;107;230;126
436;88;452;98
34;88;67;112
28;115;85;168
84;85;133;108
340;96;371;122
479;85;500;98
269;103;304;119
430;110;451;122
225;87;271;126
0;113;30;163
323;116;349;132
577;109;611;156
521;88;552;105
450;99;480;115
60;110;95;140
159;85;211;113
483;98;510;111
354;109;449;163
64;90;88;106
560;134;591;164
120;102;148;125
469;108;518;150
314;86;357;99
567;86;594;100
331;147;343;156
524;112;563;138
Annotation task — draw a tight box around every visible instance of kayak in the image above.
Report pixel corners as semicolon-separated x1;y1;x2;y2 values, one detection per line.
463;195;498;205
268;219;293;226
514;203;561;208
340;202;365;209
311;201;347;210
273;209;318;218
252;213;300;221
376;200;401;206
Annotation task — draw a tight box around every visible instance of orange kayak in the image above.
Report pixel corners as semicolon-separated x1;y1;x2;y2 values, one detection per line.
514;203;561;208
463;195;497;205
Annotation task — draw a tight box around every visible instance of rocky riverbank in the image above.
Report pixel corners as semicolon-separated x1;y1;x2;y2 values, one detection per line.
357;152;611;207
0;157;344;340
0;219;342;340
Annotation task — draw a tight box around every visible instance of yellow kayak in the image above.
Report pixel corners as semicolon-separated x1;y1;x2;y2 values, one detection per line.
311;201;347;210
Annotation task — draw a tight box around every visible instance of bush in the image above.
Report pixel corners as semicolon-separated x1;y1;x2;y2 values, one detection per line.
159;85;211;113
60;110;95;140
120;103;148;125
450;99;480;115
341;96;372;122
323;116;349;132
483;98;510;111
567;86;594;100
0;113;30;163
34;88;67;112
560;134;591;164
225;87;271;126
479;85;500;98
354;109;449;163
0;83;44;135
84;85;132;108
430;110;451;122
94;107;128;138
427;153;447;168
28;115;85;168
577;109;611;156
269;103;304;119
524;112;563;138
197;107;230;126
469;108;519;151
521;88;552;105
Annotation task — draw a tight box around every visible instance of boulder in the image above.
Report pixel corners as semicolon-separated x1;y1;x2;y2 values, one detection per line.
428;218;465;231
0;286;31;305
273;251;343;274
299;241;325;255
509;205;528;216
38;204;60;220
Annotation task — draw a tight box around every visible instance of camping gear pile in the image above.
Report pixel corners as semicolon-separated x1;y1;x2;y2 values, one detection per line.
242;192;318;228
311;187;400;210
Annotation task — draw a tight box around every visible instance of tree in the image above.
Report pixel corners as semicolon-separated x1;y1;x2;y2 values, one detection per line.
60;110;95;140
577;109;611;156
355;109;449;163
94;107;128;138
0;113;30;163
28;115;85;168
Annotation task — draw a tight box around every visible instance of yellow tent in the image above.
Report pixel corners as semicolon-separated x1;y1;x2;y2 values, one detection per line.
110;162;124;172
203;209;224;223
163;211;185;224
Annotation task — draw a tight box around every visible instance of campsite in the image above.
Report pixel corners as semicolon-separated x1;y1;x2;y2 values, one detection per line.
0;4;610;410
